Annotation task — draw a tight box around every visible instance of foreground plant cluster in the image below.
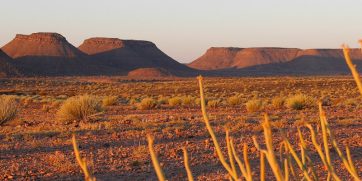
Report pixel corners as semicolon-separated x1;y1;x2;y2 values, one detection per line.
0;45;361;180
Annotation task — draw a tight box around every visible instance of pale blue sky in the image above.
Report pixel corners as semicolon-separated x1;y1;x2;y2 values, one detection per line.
1;0;361;63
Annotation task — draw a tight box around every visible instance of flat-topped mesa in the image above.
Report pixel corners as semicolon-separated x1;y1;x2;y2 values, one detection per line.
189;47;301;70
2;32;83;58
188;47;243;70
14;32;67;43
78;37;156;55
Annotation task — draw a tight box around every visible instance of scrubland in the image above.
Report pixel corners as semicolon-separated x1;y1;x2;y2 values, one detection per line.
0;75;361;180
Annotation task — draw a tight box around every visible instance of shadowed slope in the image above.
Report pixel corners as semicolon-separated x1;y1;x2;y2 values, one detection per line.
0;50;20;77
1;33;115;76
79;38;196;76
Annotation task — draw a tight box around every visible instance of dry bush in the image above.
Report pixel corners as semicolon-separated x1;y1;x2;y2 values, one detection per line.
137;98;157;110
168;96;182;107
207;99;220;108
227;94;243;106
102;96;118;107
271;96;284;109
245;99;264;113
181;96;194;107
0;96;18;125
285;94;314;110
57;95;103;123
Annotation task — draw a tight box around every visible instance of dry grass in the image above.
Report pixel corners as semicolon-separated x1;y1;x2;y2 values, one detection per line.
137;97;157;110
102;96;118;107
146;73;361;181
0;95;18;125
285;94;314;110
57;95;103;123
245;99;264;113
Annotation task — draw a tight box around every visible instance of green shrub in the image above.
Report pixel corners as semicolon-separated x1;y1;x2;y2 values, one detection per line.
0;96;18;125
57;95;103;123
137;98;157;110
227;95;243;106
285;94;314;110
245;99;264;113
271;96;285;109
102;96;118;107
168;97;182;107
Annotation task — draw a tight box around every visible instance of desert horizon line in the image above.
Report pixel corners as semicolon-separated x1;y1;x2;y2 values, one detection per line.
2;32;361;55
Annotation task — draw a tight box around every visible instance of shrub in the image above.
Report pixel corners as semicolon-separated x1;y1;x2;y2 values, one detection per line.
227;95;243;106
181;96;194;107
137;98;157;110
57;95;103;123
102;96;118;107
245;99;264;113
271;96;285;109
207;100;220;108
285;94;314;110
0;96;18;125
168;97;182;107
157;96;169;105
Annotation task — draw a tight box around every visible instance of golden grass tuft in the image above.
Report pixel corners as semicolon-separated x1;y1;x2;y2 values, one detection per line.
245;99;264;113
137;97;157;110
102;96;118;107
285;94;314;110
57;95;103;123
0;95;18;125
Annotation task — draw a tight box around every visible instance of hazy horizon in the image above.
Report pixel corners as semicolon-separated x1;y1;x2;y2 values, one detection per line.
1;0;362;63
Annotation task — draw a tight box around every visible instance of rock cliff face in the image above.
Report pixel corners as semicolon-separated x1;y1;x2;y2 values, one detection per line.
78;37;194;76
0;50;20;77
189;47;362;74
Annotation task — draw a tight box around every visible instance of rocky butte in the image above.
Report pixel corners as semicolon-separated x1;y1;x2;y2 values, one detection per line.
78;37;195;76
1;33;111;76
189;47;362;75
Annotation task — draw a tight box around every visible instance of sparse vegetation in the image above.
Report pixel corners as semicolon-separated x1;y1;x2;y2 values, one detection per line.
245;99;264;112
285;94;314;110
227;94;243;106
207;99;220;108
271;96;284;109
57;95;103;123
0;95;18;125
137;97;157;110
168;96;182;107
102;96;118;107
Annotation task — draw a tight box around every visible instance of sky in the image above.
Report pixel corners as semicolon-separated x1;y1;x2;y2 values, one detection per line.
1;0;362;63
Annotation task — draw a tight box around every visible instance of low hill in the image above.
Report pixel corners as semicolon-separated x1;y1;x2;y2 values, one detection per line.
127;68;173;77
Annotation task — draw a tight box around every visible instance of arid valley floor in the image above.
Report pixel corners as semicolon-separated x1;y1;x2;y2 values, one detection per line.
0;76;361;180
